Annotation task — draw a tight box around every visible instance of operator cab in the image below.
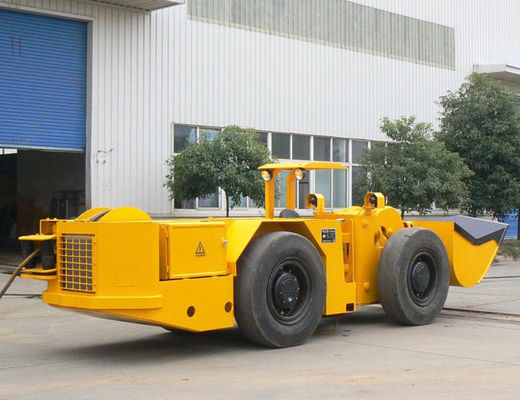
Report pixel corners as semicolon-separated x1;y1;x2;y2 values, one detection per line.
258;161;347;218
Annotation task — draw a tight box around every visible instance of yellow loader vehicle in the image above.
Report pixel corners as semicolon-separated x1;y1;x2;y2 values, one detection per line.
14;162;507;348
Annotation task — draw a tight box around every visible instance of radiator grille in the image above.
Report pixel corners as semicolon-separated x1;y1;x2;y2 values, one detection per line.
58;234;94;293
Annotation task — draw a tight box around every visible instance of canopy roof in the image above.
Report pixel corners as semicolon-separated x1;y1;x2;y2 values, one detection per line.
88;0;183;12
474;64;520;84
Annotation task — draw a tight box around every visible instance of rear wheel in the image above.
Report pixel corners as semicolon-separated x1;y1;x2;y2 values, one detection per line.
377;228;450;325
235;231;326;348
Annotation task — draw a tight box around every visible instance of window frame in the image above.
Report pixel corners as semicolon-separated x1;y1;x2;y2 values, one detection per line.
171;124;383;213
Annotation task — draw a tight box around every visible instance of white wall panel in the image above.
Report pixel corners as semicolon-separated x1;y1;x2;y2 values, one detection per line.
169;3;453;141
169;0;520;142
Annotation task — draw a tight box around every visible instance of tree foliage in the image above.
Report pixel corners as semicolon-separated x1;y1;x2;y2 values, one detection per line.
358;116;471;217
437;73;520;222
165;126;272;217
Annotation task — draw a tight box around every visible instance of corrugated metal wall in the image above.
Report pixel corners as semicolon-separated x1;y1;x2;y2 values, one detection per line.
1;0;520;215
169;0;520;143
187;0;455;69
88;4;174;214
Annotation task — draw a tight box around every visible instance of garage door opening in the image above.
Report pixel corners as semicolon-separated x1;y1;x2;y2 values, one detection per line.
0;150;86;266
0;9;87;268
0;150;17;263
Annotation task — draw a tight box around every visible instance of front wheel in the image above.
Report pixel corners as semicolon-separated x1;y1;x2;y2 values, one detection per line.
377;228;450;325
234;231;326;348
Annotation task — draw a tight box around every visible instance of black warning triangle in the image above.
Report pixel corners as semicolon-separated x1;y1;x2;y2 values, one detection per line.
195;241;206;257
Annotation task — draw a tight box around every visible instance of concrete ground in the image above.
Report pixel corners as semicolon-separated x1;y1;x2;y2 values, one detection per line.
1;263;520;400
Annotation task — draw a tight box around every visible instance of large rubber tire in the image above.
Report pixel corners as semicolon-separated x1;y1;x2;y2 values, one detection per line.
235;231;326;348
377;227;450;326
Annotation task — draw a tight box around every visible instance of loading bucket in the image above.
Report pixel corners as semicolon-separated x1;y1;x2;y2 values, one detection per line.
412;216;508;287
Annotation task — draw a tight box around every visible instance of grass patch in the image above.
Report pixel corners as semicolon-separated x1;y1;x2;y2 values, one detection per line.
499;239;520;260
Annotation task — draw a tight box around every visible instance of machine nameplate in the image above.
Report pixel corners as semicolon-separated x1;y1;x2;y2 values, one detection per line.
321;229;336;243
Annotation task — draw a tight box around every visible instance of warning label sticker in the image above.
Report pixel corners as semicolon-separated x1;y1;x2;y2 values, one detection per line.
195;242;206;257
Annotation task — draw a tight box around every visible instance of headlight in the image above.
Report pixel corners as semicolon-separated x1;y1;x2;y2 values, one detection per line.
261;170;272;182
294;168;305;181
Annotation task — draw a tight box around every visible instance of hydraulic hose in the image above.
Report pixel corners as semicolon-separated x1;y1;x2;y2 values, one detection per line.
0;249;40;300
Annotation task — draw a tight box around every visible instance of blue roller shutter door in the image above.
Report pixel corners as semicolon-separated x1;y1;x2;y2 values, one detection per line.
0;9;87;151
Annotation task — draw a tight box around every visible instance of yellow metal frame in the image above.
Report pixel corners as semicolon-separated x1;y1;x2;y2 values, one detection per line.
259;161;346;219
410;220;499;287
20;162;503;333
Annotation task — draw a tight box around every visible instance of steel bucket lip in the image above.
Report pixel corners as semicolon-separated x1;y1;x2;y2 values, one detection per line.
426;215;508;245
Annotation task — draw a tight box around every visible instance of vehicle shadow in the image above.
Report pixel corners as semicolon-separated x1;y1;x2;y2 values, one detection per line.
52;306;389;365
52;326;262;365
314;305;389;338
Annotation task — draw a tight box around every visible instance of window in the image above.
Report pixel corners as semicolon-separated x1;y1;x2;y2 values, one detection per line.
174;198;195;209
198;192;219;208
313;137;331;161
371;141;386;151
292;135;310;160
199;128;220;141
255;132;268;147
351;166;365;206
272;133;290;159
315;170;331;207
233;195;248;208
174;125;196;153
333;169;347;208
333;138;348;162
275;170;290;208
172;124;387;213
352;140;368;164
298;172;310;209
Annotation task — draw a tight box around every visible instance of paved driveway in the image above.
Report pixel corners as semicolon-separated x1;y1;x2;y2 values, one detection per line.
1;263;520;400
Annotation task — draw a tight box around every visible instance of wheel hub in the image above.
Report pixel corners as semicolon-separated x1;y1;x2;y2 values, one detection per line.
273;272;300;313
411;261;431;295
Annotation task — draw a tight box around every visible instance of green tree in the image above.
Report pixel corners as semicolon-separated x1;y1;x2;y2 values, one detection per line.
165;125;272;217
438;73;520;238
358;116;472;218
